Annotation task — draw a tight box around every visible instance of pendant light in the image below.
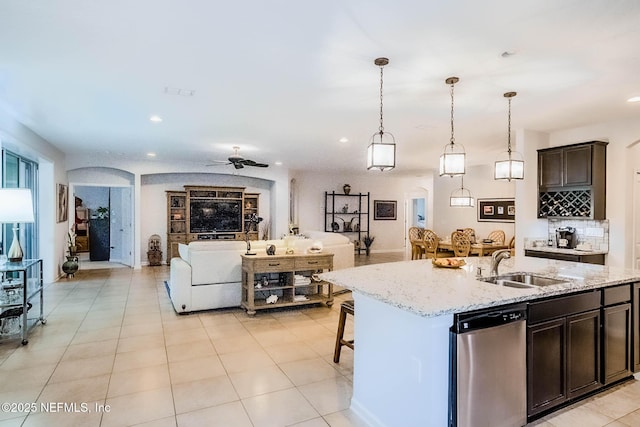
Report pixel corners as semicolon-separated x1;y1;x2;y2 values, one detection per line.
494;91;524;180
440;77;466;177
450;176;474;207
367;57;396;171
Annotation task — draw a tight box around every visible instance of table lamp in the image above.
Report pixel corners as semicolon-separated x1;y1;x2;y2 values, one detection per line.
0;188;35;262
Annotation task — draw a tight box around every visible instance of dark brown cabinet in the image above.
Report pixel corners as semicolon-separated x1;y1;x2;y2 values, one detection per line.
602;285;632;384
537;141;607;219
527;292;601;417
524;249;605;265
567;310;601;398
538;148;563;187
602;304;632;384
563;145;593;186
528;318;566;415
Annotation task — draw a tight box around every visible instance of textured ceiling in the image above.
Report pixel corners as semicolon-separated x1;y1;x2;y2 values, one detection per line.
1;0;639;174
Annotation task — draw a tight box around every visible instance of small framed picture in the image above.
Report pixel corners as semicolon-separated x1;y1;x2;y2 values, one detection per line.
478;198;515;223
57;183;68;223
374;200;397;220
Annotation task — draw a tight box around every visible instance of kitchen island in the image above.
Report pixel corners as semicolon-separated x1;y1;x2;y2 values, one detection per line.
320;256;640;427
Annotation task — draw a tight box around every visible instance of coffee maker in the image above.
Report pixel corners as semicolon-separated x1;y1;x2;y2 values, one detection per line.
556;227;578;249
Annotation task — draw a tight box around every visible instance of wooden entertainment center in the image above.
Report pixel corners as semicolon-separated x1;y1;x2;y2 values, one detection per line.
166;186;260;259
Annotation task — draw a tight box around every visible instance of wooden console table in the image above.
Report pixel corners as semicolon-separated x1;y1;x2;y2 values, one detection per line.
241;253;334;316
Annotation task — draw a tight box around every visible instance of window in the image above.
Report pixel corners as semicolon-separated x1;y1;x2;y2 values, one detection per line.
2;150;39;260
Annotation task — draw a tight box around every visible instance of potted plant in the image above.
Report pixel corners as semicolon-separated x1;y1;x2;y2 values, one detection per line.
67;231;77;256
96;206;109;219
363;234;375;256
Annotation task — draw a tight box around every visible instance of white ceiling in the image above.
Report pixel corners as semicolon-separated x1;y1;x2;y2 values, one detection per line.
1;0;639;174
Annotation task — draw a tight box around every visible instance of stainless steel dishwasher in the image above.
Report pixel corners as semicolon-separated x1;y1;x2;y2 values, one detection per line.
449;304;527;427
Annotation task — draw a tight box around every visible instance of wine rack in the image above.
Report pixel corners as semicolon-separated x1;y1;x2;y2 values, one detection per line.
538;190;592;218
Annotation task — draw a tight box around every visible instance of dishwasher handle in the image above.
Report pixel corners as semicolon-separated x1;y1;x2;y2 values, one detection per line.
453;304;527;333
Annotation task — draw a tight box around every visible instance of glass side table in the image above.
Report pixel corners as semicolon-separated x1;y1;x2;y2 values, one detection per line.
0;259;45;344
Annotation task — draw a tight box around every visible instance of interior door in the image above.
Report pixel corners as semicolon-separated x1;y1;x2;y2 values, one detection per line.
109;186;133;267
120;186;133;267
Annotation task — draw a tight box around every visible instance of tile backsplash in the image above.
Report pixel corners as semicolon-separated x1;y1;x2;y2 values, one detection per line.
525;219;609;251
547;218;609;251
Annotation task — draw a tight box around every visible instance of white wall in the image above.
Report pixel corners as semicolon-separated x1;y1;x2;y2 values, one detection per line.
433;164;516;242
515;129;549;256
291;170;435;252
0;110;66;283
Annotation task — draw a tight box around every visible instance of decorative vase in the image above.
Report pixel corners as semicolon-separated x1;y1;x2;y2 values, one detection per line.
343;184;351;195
62;256;79;278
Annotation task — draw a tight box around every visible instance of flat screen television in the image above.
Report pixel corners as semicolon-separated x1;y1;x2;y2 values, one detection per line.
189;200;242;233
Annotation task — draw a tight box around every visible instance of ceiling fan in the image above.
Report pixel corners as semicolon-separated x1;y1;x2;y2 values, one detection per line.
207;146;269;169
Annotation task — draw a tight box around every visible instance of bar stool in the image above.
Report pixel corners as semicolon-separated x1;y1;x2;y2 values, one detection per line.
333;300;354;363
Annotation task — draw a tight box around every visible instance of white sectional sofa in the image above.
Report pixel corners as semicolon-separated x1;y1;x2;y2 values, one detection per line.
168;231;354;313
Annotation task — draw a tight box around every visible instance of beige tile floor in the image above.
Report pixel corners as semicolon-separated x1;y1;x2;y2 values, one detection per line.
0;252;636;426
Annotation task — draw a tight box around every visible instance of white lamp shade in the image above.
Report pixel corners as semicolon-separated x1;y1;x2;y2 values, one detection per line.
439;143;466;177
495;159;524;180
0;189;35;223
449;187;474;207
494;150;525;181
367;132;396;171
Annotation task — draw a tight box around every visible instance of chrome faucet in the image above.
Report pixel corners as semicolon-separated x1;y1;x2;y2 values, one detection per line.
490;249;511;276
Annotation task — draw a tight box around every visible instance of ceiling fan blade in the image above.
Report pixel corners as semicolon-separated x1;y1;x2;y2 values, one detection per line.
206;161;231;167
242;159;269;168
233;162;244;169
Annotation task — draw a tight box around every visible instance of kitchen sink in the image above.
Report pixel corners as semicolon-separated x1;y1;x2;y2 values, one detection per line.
479;273;568;289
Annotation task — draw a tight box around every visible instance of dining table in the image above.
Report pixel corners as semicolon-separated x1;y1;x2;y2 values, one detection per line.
437;239;509;256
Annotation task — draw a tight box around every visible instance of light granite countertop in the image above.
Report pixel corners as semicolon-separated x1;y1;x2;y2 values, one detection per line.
320;256;639;318
524;246;608;255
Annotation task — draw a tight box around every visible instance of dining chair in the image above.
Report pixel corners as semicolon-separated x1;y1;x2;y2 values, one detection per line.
508;236;515;256
409;227;426;260
487;230;506;244
451;231;471;257
424;229;452;258
422;232;439;259
462;228;476;244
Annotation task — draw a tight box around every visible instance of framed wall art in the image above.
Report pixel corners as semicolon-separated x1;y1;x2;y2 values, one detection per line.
478;198;515;223
374;200;397;220
57;183;68;223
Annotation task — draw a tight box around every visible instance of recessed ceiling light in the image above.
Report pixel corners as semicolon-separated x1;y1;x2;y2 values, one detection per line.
149;115;162;123
274;161;283;166
627;96;640;103
147;152;156;157
339;137;349;143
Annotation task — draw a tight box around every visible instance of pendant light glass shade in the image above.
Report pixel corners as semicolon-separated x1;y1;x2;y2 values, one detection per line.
367;131;396;171
495;91;524;181
439;143;466;176
440;76;466;177
494;153;524;180
367;57;396;171
449;177;474;207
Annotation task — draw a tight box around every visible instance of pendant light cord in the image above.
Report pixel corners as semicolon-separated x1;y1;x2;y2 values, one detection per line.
379;65;384;134
450;81;455;145
507;96;512;155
